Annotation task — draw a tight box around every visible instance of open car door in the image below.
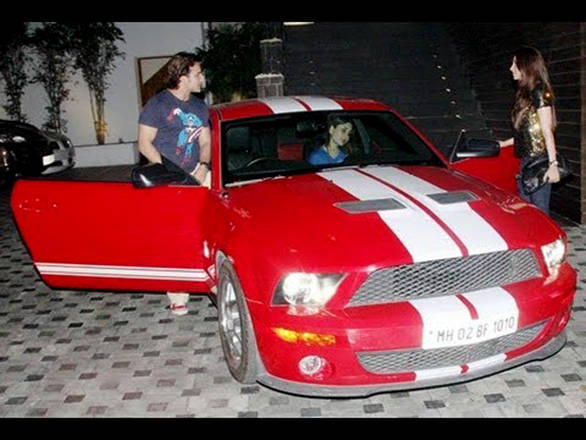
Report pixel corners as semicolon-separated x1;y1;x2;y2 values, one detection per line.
448;134;519;194
11;178;211;293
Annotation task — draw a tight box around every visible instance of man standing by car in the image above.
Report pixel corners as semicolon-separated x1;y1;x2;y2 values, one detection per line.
138;51;211;315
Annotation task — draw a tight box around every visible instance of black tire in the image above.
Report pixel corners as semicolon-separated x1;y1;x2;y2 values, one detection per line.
217;261;258;384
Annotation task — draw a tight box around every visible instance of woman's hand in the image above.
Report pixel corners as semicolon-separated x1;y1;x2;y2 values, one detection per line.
544;163;560;183
498;138;514;148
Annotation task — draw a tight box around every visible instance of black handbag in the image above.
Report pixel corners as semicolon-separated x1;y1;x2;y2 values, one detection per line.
520;153;571;194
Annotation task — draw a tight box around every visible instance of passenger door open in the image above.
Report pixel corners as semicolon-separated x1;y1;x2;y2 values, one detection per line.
448;134;519;194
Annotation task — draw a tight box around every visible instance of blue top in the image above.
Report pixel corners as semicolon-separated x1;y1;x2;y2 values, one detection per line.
139;90;210;173
308;146;347;166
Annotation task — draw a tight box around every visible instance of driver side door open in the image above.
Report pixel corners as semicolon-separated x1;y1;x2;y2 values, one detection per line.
11;179;211;293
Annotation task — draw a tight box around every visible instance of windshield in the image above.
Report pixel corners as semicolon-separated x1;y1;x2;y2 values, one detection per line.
221;110;445;185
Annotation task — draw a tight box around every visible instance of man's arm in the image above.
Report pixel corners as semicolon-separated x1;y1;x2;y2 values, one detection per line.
138;124;162;164
192;126;211;185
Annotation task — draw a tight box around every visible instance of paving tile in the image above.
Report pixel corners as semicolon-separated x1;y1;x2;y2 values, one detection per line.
0;188;585;418
484;393;506;403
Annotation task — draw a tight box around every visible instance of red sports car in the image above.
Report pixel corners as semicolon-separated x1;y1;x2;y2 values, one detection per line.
11;96;576;397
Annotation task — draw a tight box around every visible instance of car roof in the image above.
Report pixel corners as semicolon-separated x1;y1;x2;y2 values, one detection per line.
0;119;40;132
212;96;392;122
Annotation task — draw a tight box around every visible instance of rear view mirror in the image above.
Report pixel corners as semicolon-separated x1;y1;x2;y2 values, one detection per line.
131;163;197;188
449;130;500;162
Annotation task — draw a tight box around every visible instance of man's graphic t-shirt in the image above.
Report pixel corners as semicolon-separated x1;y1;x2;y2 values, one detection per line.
139;90;210;173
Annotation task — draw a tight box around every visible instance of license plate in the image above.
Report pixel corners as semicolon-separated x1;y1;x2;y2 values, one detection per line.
422;314;518;349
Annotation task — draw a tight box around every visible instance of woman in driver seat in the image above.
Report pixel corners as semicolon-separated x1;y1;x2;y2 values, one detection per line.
308;115;353;165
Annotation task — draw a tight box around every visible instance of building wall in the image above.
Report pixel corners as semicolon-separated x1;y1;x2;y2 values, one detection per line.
283;22;584;224
282;22;491;157
448;23;584;224
0;22;205;147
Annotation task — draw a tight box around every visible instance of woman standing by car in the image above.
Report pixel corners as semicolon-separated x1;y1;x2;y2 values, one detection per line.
499;46;559;215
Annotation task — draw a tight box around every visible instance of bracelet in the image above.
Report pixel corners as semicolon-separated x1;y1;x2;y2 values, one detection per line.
198;161;211;170
548;160;558;166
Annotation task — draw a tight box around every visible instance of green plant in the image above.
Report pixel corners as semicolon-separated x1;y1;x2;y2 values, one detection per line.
196;23;268;103
29;22;76;133
0;22;30;122
69;22;125;144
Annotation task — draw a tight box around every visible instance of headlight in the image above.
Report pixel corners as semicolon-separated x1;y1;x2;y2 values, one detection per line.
272;273;345;307
541;238;566;276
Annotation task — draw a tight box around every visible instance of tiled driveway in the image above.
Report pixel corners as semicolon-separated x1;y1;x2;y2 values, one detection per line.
1;187;584;418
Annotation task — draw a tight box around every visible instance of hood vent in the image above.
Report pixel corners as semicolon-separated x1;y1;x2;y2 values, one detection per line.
426;191;478;205
335;198;406;214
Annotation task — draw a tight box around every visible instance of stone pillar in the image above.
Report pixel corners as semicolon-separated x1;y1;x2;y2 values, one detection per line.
255;73;284;98
256;38;284;98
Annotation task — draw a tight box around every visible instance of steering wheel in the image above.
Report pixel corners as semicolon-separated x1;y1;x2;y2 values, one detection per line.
243;157;270;168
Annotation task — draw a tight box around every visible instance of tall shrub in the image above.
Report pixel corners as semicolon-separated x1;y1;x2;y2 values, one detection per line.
0;22;30;122
196;23;268;103
29;23;76;133
69;23;125;144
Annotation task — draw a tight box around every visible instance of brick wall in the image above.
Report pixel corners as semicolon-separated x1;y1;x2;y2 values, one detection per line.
581;23;586;224
281;22;584;223
448;23;584;224
282;23;490;157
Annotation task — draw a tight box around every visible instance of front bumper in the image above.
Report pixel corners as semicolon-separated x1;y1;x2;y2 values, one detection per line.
249;262;575;397
256;330;566;397
41;147;75;174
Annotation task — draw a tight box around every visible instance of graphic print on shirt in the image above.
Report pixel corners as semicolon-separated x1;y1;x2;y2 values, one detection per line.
168;107;204;168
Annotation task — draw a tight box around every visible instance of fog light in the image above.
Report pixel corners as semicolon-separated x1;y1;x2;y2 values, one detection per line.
273;327;336;346
299;355;327;376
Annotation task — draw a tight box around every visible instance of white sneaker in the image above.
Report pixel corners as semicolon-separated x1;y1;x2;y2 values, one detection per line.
169;303;188;316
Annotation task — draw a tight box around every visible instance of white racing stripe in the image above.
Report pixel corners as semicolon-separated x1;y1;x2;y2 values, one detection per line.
414;365;462;381
466;353;506;373
410;295;472;350
460;287;520;322
410;287;519;350
35;262;209;282
318;169;462;262
294;96;343;111
258;97;308;114
363;167;508;255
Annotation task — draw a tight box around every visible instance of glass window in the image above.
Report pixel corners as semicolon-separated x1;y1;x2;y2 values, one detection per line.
221;111;445;185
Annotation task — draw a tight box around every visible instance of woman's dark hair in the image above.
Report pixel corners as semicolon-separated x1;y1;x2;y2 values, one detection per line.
326;114;354;154
165;52;202;90
511;46;556;130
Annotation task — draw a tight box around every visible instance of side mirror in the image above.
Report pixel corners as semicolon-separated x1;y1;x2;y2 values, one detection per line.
449;130;500;162
131;163;197;188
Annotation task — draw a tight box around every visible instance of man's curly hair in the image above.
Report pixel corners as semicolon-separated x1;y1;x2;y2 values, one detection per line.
165;52;202;90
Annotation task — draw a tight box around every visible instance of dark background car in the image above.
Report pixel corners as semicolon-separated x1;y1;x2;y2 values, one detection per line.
0;119;75;186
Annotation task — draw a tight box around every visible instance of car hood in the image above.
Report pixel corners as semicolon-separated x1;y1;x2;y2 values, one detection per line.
226;165;562;271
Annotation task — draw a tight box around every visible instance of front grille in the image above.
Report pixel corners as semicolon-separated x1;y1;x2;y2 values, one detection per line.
348;249;540;306
357;321;546;374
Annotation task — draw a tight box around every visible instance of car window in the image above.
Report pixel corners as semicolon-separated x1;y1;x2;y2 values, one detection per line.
221;111;445;185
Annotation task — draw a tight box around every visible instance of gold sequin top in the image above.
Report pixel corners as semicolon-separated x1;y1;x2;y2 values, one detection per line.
513;84;554;158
